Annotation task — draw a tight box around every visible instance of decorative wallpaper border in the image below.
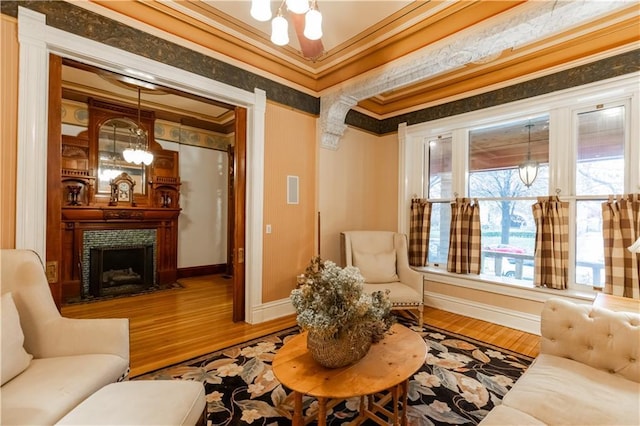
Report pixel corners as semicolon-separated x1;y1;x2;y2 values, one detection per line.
360;49;640;135
155;120;233;151
2;2;638;136
61;100;233;151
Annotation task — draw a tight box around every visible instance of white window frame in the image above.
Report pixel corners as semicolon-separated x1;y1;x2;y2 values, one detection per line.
569;99;632;291
399;72;639;300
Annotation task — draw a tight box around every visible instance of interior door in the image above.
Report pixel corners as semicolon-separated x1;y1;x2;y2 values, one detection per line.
46;54;63;309
226;145;234;278
232;107;247;322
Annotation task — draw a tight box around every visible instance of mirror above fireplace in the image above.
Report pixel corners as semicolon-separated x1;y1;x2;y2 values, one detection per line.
97;117;147;196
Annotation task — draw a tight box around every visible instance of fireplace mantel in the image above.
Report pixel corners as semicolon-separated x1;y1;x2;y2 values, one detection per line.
62;206;181;222
60;207;180;303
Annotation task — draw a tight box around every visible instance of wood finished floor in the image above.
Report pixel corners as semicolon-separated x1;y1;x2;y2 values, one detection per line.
61;275;540;377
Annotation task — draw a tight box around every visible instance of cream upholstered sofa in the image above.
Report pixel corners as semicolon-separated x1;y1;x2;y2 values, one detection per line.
1;249;130;425
340;231;424;326
480;298;640;425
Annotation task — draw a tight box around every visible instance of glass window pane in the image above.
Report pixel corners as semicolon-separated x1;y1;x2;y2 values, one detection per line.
576;106;625;195
479;200;536;281
469;115;549;197
427;202;450;266
575;200;605;287
427;136;452;199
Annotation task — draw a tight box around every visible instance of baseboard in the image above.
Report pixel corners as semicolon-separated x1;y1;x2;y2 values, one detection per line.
425;291;541;335
249;291;541;335
177;264;227;279
250;298;296;324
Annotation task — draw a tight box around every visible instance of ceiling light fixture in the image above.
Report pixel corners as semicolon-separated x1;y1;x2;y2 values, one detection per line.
304;1;322;40
253;0;323;48
286;0;309;14
123;87;154;166
518;122;538;188
271;8;289;46
250;0;272;21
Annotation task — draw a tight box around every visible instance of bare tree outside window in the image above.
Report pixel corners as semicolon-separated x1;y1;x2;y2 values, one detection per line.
468;116;549;280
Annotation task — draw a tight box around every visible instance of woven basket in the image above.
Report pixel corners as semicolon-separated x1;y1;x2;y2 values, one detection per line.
307;329;372;368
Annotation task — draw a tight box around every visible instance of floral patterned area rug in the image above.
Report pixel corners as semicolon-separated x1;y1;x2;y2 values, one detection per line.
136;321;534;425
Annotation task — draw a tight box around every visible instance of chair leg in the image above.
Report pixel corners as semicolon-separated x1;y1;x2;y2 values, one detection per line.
416;305;423;329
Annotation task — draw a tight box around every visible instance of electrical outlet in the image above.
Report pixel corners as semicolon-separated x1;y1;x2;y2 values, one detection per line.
266;224;272;234
45;261;58;283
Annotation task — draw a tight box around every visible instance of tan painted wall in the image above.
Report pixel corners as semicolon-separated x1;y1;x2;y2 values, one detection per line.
1;15;18;249
425;279;545;316
319;127;399;264
262;102;317;302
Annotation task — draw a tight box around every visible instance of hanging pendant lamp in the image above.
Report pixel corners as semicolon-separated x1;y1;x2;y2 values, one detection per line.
123;87;153;166
518;122;539;188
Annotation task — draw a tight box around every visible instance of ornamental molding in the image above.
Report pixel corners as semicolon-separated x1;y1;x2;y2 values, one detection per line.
319;0;633;150
320;94;358;150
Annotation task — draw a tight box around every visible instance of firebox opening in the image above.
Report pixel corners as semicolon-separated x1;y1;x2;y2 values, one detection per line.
89;245;154;298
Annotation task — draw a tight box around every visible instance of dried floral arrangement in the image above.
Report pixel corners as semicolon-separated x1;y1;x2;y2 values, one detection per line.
290;256;394;343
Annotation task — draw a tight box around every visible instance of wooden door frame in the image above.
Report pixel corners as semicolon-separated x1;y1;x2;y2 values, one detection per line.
46;57;249;321
226;145;234;277
46;54;63;309
232;107;247;322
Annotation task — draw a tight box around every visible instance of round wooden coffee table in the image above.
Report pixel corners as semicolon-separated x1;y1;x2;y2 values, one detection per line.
272;323;427;426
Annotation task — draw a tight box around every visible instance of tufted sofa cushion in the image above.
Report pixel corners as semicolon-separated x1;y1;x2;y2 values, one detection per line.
480;298;640;425
500;353;640;425
540;298;639;383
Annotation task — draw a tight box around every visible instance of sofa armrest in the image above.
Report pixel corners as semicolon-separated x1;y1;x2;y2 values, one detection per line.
28;317;129;362
540;298;640;383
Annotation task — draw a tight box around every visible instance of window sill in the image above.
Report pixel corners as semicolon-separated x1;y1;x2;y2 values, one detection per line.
413;265;597;304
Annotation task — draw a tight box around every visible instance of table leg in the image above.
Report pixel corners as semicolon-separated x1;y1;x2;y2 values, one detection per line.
400;379;409;426
392;384;400;425
293;391;303;426
317;397;328;426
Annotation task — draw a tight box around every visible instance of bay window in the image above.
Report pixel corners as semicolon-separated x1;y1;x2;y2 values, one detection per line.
405;75;638;292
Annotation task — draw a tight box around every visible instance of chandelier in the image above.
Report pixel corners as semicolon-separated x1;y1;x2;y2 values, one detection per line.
251;0;323;46
123;87;154;166
518;122;539;188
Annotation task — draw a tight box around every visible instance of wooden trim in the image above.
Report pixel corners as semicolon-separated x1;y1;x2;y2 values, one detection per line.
46;54;63;309
232;106;247;322
177;264;227;279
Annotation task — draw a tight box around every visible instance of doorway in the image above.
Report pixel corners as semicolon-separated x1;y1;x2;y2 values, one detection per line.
17;9;265;323
48;57;247;321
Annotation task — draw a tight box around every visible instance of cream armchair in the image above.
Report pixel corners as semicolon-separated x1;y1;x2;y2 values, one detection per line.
341;231;424;327
1;249;130;425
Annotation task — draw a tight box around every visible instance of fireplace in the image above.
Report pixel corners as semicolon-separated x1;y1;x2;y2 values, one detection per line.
81;229;157;299
89;245;154;297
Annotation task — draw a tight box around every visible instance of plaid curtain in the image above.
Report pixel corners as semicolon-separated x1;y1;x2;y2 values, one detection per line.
447;198;481;274
532;196;569;290
602;194;640;299
409;199;432;267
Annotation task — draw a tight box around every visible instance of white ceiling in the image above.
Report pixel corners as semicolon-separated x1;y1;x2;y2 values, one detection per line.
207;0;413;52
